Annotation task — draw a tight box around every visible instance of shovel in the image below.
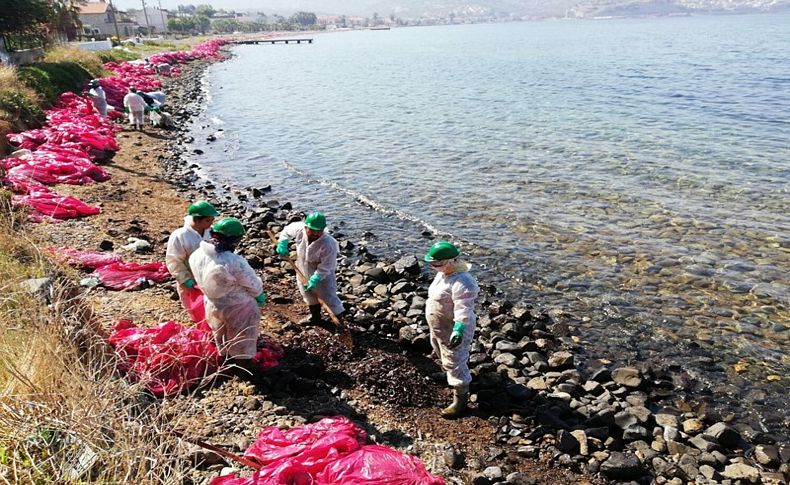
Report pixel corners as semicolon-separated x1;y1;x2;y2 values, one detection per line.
170;430;261;470
267;230;353;349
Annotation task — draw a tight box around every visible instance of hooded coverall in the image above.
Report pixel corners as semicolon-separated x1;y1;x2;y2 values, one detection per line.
279;221;344;316
165;216;209;311
426;266;479;388
88;86;108;118
189;241;263;359
123;92;145;128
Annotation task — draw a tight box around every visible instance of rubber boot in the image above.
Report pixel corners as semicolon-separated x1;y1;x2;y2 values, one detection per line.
298;304;323;326
441;385;469;419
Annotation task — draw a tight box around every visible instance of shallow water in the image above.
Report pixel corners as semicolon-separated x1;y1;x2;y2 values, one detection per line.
189;15;789;434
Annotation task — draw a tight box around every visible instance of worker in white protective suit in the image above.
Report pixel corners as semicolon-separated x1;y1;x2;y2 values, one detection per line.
275;212;345;327
424;241;480;419
123;87;146;131
87;80;108;118
165;201;219;313
189;218;267;368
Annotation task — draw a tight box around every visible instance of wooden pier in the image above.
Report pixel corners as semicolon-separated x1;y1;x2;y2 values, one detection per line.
234;38;313;45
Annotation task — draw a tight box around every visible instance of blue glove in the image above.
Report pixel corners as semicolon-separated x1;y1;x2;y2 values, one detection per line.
448;322;465;349
255;292;266;307
276;239;289;256
183;278;195;289
304;273;321;292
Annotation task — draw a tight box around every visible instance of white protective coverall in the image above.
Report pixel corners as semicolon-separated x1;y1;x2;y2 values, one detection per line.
165;216;209;309
279;221;344;315
426;262;480;388
189;241;263;359
123;92;146;128
89;86;108;118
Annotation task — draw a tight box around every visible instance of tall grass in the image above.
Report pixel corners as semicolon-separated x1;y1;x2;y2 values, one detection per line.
0;205;197;483
43;48;108;78
0;66;45;151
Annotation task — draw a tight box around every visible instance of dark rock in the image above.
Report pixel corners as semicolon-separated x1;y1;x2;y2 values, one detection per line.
505;472;536;485
614;411;638;430
252;186;272;197
754;444;780;467
622;426;650;442
443;445;465;469
556;429;579;453
705;422;740;449
689;434;720;453
393;255;421;275
600;451;643;480
364;267;389;283
591;367;611;382
99;240;114;250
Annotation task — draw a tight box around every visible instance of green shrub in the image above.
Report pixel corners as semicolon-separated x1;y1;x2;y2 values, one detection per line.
0;88;45;127
96;49;139;63
18;62;94;105
43;47;107;78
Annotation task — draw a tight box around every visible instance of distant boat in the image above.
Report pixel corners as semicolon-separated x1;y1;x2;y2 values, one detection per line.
370;26;391;30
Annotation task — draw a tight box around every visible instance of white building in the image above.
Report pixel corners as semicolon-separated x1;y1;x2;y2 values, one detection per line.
78;0;136;39
132;7;171;35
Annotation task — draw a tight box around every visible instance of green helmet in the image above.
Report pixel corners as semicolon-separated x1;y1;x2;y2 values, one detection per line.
129;86;137;92
424;241;460;262
304;212;327;231
211;217;245;237
187;201;219;217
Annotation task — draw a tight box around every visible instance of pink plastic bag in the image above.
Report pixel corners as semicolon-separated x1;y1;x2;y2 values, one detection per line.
182;286;206;324
108;320;221;396
13;189;101;221
211;417;444;485
51;246;123;269
317;445;445;485
95;261;171;290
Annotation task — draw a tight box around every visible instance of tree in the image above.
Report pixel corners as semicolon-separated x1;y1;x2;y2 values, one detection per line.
0;0;52;37
50;0;82;41
195;4;216;18
194;15;210;34
289;11;317;28
177;4;196;15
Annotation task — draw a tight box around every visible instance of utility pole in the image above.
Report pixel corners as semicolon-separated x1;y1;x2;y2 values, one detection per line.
158;0;168;35
108;0;121;39
141;0;152;36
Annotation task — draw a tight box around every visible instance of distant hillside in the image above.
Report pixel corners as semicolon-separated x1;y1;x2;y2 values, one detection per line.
252;0;790;18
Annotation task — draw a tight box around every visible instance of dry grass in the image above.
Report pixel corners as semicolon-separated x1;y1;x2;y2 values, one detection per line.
43;47;108;78
0;203;202;483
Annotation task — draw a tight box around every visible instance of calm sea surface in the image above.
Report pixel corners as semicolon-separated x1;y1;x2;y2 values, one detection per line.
189;15;789;433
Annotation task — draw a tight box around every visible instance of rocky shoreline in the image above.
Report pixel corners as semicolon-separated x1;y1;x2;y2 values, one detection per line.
15;44;781;483
142;50;790;484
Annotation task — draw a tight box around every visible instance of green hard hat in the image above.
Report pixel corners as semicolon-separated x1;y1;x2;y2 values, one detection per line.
187;201;219;217
424;241;460;262
211;217;245;237
304;212;327;231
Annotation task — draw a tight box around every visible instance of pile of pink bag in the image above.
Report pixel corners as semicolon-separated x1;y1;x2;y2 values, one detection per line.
109;320;222;396
148;38;227;66
212;417;445;485
50;246;171;290
50;246;123;269
94;261;171;290
109;319;284;396
3;92;118;221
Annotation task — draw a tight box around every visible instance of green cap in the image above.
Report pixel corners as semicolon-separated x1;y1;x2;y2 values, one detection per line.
211;217;245;237
187;201;219;217
424;241;460;262
304;212;327;231
129;86;137;92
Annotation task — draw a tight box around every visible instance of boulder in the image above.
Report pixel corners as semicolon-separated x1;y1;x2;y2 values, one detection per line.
705;422;741;449
548;351;574;369
721;463;760;483
600;452;643;480
611;367;642;388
